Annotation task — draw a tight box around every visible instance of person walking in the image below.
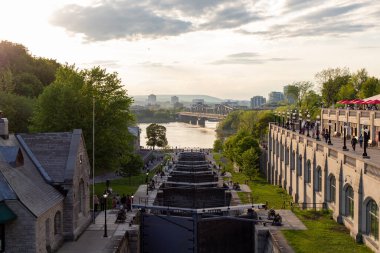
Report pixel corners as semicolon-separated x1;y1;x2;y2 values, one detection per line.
359;134;363;148
351;137;357;151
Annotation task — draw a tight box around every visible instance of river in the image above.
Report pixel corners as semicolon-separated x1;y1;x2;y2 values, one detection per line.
138;121;218;149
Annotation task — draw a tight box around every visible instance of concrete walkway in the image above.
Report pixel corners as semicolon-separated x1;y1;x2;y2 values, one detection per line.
57;184;155;253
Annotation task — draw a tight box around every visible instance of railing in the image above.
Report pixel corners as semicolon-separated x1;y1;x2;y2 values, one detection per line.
376;112;380;119
317;144;324;152
329;109;336;115
361;111;370;118
365;164;380;179
307;140;313;147
339;110;346;116
329;149;338;159
344;155;356;167
349;111;357;117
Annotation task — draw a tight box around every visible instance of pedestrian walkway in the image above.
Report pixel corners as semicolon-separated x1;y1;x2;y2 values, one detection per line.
56;184;154;253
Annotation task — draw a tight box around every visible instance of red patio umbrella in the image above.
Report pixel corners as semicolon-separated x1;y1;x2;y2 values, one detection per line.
338;100;350;104
351;99;364;104
366;99;380;104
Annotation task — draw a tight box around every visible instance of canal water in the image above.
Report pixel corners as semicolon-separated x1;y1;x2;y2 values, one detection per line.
138;121;217;149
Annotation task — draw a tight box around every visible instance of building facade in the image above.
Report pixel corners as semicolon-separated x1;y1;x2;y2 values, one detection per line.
147;94;156;105
250;96;266;108
268;92;284;104
171;96;179;105
0;115;91;253
267;109;380;251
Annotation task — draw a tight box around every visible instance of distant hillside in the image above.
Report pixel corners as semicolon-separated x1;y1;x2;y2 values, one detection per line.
132;94;224;104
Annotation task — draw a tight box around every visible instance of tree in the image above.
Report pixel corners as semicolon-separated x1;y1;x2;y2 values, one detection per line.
241;148;260;180
146;123;168;149
337;83;356;101
284;84;299;104
213;139;223;152
315;67;350;107
359;77;380;98
0;91;34;133
30;64;135;172
119;153;143;177
349;68;368;93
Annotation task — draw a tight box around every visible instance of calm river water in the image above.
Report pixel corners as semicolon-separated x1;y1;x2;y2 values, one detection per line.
138;121;218;149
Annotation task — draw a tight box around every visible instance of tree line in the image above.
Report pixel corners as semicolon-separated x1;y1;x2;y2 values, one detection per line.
0;41;137;174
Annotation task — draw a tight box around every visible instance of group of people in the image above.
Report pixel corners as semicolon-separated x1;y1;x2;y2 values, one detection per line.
93;193;133;212
350;134;364;151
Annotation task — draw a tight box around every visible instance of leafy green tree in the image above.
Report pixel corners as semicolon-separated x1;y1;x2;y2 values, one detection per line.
284;84;299;104
337;83;356;101
213;139;223;152
0;67;14;93
0;92;35;133
315;67;350;107
359;77;380;98
241;148;260;180
120;153;143;177
146;123;168;149
349;68;368;93
30;64;134;171
13;72;43;97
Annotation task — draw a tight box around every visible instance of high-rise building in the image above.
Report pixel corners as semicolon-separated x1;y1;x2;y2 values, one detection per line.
283;85;296;104
268;91;284;104
192;99;204;105
250;96;266;108
148;94;156;105
171;96;179;104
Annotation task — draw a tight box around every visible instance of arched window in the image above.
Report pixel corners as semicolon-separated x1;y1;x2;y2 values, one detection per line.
367;199;379;240
316;167;322;192
329;176;336;203
306;160;311;183
345;185;354;219
291;151;295;170
54;211;62;235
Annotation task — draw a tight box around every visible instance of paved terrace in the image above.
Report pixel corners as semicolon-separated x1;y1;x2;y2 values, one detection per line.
272;124;380;168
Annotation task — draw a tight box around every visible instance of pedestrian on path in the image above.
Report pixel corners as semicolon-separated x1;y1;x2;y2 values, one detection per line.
351;137;357;151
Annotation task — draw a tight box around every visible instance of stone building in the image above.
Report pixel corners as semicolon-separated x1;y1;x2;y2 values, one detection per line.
267;108;380;252
0;114;91;253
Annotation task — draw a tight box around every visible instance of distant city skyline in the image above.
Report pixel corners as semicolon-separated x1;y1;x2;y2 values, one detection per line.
1;0;380;100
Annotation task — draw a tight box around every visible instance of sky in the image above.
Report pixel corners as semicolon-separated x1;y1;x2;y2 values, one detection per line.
1;0;380;100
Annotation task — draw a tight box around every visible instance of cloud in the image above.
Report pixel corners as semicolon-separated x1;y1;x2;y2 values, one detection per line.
238;2;376;39
150;0;233;15
83;60;121;68
211;52;298;65
200;6;262;30
50;2;192;41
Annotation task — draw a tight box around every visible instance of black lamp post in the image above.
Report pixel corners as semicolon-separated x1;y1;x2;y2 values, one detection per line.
292;112;296;132
363;127;370;158
146;172;149;195
306;113;310;137
287;111;290;129
103;179;112;238
316;115;321;141
299;111;302;134
328;120;333;145
342;122;349;151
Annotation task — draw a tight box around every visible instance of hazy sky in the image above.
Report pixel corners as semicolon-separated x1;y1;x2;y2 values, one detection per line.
1;0;379;100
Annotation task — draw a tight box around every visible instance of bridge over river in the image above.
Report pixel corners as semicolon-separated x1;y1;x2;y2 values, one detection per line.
177;104;232;126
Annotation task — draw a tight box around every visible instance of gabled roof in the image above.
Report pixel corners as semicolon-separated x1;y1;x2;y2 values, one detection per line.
18;130;82;183
0;161;63;217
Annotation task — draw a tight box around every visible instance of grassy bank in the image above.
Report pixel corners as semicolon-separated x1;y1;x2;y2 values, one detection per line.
212;152;372;253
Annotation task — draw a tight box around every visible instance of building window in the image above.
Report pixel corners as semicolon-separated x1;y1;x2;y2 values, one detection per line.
0;224;4;252
306;160;311;183
367;200;379;240
54;211;62;235
329;176;336;203
316;167;322;192
345;185;354;219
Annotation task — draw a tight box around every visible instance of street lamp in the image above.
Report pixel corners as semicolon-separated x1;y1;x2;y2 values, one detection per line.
102;180;112;237
299;111;302;134
306;113;310;137
287;111;290;129
103;190;109;237
342;122;349;151
316;115;321;141
146;172;149;195
292;112;296;132
363;127;370;158
328;120;333;145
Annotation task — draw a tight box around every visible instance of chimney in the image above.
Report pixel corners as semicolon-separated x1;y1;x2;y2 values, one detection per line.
0;111;9;140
